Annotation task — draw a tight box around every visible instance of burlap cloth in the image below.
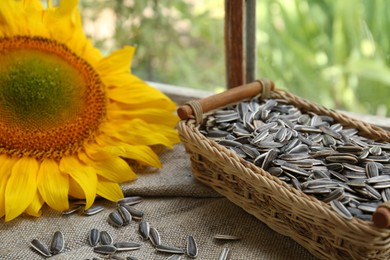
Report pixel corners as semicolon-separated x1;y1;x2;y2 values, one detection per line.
0;144;317;260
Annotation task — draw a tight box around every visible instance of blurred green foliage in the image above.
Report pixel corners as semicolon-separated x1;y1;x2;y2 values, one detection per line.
80;0;390;116
80;0;225;91
259;0;390;116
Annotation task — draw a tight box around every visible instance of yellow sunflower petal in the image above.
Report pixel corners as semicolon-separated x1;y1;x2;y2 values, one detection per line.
93;135;162;168
0;155;16;218
101;119;178;148
5;157;39;221
59;156;97;209
108;107;179;127
121;144;162;168
106;76;176;110
96;46;134;75
79;152;137;183
68;177;85;199
25;192;44;217
96;177;124;202
37;159;69;212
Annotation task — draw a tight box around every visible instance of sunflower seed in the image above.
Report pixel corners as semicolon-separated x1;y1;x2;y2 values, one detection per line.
335;145;363;154
346;179;367;188
366;162;380;178
320;126;342;139
329;170;348;182
301;179;338;189
62;205;82;216
117;196;143;206
326;155;358;164
167;255;182;260
288;144;310;154
114;241;142;251
267;167;283;177
156;245;185;254
186;236;198;258
323;188;345;203
218;248;231;260
139;221;150;240
239;145;260;159
344;171;367;179
117;205;132;225
213;234;241;241
89;228;100;247
218;139;241;147
84;205;105;216
373;181;390;189
357;203;379;213
126;257;139;260
366;174;390;184
281;163;310;177
343;163;365;172
365;155;390;163
108;211;124;227
364;185;382;200
149;227;161;247
261;149;279;170
330;200;352;220
50;231;64;255
121;205;144;220
30;239;52;257
99;231;113;245
252;130;269;144
93;245;117;254
369;145;382;155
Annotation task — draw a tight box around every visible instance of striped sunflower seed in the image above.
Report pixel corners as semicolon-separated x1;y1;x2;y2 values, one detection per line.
62;205;82;216
330;200;352;220
117;196;143;206
50;231;64;255
149;227;161;247
30;239;52;257
156;244;185;254
139;221;150;240
122;205;144;220
108;211;124;227
213;234;241;241
89;228;100;247
114;241;142;251
93;245;117;254
99;231;113;245
117;205;132;225
186;236;198;258
84;205;105;216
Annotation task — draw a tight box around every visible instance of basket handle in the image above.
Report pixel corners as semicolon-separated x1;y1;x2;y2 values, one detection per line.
373;202;390;228
177;79;275;124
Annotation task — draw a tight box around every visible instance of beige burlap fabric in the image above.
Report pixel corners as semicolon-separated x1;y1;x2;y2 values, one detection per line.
0;144;317;260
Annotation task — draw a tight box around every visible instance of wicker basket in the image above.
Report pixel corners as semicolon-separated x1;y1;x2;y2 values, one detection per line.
177;80;390;260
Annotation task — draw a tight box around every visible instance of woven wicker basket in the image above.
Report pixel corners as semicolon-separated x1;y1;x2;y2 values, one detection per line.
177;80;390;260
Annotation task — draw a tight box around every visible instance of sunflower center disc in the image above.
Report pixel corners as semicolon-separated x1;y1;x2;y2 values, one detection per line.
0;36;106;159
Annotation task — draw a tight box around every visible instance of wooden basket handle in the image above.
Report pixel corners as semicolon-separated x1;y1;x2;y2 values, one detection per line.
177;79;275;124
373;202;390;228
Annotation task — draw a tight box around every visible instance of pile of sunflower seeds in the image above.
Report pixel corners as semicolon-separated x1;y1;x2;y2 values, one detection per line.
198;97;390;221
30;196;204;259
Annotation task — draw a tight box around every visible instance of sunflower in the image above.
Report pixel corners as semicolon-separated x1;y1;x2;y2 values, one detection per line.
0;0;180;221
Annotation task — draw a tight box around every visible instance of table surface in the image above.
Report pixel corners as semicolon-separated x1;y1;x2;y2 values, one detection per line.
0;143;318;260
